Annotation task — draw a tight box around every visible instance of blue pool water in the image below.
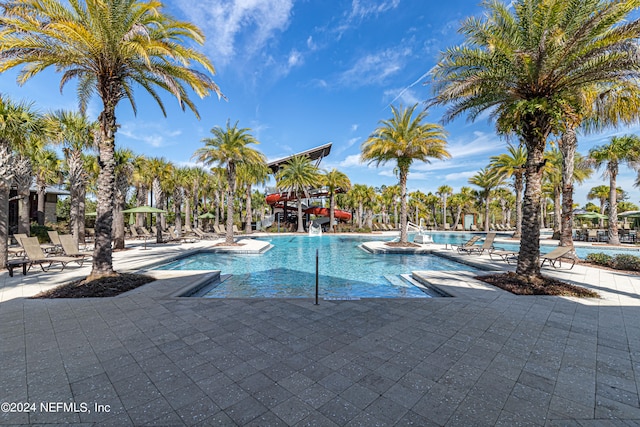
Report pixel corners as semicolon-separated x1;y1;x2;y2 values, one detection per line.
156;235;474;298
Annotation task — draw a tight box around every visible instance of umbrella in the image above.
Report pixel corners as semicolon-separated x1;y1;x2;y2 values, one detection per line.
122;206;167;249
575;212;608;220
619;210;640;218
122;206;167;214
198;212;216;219
85;212;97;217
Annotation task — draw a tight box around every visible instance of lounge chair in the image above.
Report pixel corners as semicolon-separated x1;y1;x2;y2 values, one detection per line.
489;249;518;263
232;224;244;235
14;233;57;253
540;246;576;269
453;235;482;252
21;237;84;272
129;226;145;240
58;234;93;260
193;228;216;239
455;224;464;231
470;224;478;231
47;230;62;247
458;232;497;255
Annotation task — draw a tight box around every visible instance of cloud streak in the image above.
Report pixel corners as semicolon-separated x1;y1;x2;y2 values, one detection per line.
175;0;294;67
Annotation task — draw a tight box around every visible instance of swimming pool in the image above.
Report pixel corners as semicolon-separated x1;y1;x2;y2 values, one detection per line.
155;235;474;298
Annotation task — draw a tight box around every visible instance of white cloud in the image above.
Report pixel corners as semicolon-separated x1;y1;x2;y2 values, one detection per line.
307;36;317;50
383;87;420;106
445;131;505;159
349;0;401;19
339;47;411;87
351;124;359;132
339;153;363;167
445;171;476;181
174;0;294;67
118;123;182;148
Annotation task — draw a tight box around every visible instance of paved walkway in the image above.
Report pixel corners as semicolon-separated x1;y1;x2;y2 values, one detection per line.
1;235;639;426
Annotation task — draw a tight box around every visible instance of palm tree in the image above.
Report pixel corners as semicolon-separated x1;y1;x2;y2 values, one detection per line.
348;184;369;229
0;96;40;268
469;168;504;232
361;104;449;243
323;169;352;232
275;155;322;233
132;156;151;229
381;185;400;227
587;185;611;222
30;143;62;225
436;185;453;229
0;0;223;280
237;162;270;234
489;144;527;238
430;0;640;279
45;110;97;243
544;148;592;239
194;121;265;244
449;187;474;230
146;157;173;242
588;135;640;245
113;148;135;249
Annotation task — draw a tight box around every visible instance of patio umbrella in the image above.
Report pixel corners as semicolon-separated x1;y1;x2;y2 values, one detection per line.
122;206;167;214
198;212;216;219
619;210;640;218
85;212;97;216
122;206;167;249
575;212;609;220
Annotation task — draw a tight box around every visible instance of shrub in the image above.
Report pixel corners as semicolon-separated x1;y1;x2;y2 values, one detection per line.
30;223;52;243
585;253;612;266
611;254;640;271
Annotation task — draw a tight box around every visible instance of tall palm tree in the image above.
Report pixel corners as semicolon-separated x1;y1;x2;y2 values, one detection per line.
323;169;352;232
0;0;223;279
588;135;640;245
194;121;265;244
469;168;504;232
275;155;322;233
489;144;527;238
132;156;151;229
430;0;640;279
146;157;173;242
436;185;453;229
381;185;400;227
45;110;97;243
237;162;270;234
361;104;449;243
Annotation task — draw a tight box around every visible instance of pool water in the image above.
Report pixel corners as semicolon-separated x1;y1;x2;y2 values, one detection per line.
156;235;474;298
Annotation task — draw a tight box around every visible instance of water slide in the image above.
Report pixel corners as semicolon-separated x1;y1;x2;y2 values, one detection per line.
266;192;352;221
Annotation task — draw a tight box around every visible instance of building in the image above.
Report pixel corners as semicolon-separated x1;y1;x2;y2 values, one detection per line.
8;184;70;234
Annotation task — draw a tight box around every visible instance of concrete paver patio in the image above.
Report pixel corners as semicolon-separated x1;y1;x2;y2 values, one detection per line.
1;235;639;426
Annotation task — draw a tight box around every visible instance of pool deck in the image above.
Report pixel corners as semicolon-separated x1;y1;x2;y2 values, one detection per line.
1;233;639;425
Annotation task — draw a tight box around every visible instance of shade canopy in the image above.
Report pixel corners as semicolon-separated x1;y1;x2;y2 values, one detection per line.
619;210;640;218
122;206;167;214
198;212;216;219
85;212;97;217
575;212;608;220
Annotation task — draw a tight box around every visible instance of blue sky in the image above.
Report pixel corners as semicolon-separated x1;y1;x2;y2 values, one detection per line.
2;0;640;206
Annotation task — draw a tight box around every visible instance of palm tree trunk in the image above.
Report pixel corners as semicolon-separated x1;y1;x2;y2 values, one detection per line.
135;186;146;228
399;169;408;243
174;188;183;237
245;184;253;234
517;142;544;279
296;197;304;233
513;174;523;239
329;193;336;232
0;144;12;270
559;129;576;249
89;106;117;279
225;165;235;244
14;156;31;234
184;191;192;231
358;202;364;228
484;195;490;231
552;188;561;240
36;181;46;226
113;202;124;249
608;168;620;245
78;185;86;243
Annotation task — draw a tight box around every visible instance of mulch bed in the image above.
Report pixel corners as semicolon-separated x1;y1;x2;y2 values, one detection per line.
385;242;420;248
32;273;155;299
213;242;245;247
476;272;600;297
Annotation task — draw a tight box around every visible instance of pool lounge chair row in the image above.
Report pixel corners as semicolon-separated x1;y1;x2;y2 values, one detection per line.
7;234;92;276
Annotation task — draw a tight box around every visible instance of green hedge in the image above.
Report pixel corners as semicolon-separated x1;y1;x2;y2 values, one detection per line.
585;252;640;271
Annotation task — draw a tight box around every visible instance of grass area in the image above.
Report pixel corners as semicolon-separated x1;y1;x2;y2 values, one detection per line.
32;273;154;298
476;272;600;297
